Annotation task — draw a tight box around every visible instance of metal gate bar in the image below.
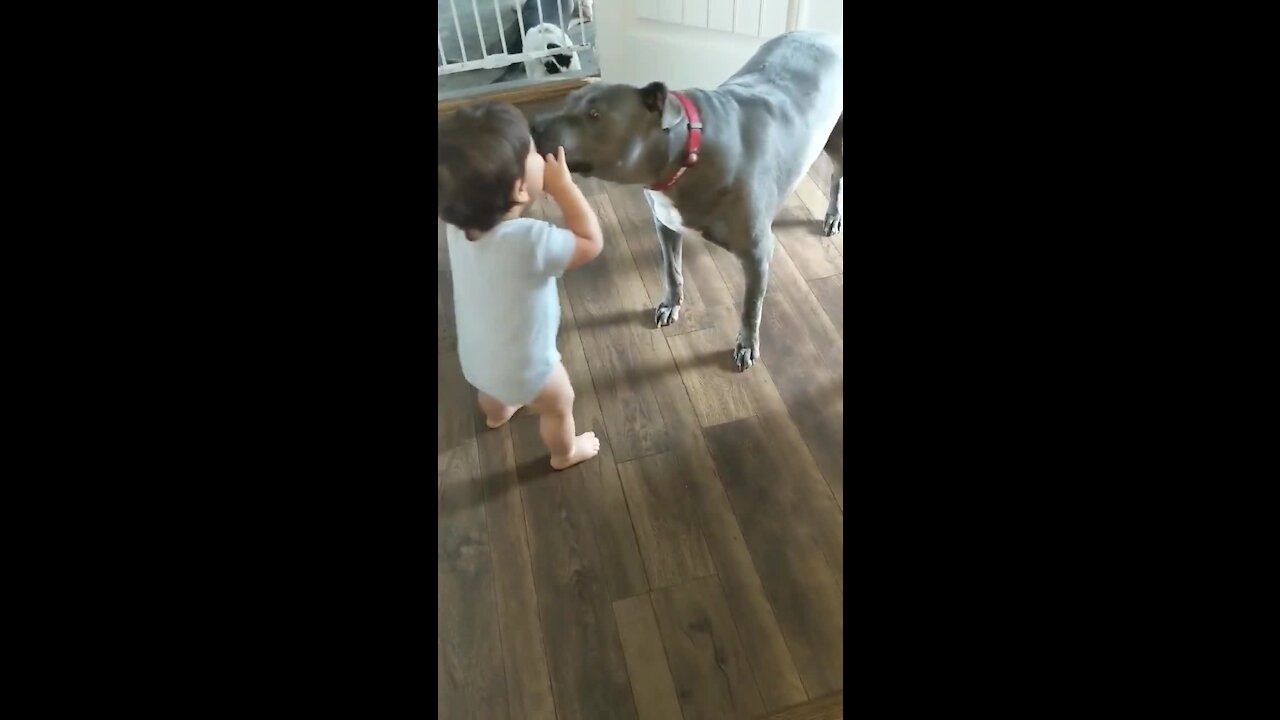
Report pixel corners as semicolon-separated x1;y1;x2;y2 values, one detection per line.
438;0;593;76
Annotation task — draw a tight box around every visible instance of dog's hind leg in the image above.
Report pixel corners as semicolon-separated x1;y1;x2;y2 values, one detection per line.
823;114;844;237
733;229;774;372
653;222;684;327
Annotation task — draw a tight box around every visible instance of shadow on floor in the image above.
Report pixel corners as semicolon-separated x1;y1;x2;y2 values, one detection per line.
569;309;650;331
584;349;724;396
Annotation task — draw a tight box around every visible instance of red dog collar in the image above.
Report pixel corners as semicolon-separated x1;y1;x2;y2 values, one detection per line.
649;91;702;192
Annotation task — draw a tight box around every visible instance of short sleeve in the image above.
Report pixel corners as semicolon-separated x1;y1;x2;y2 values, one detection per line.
526;219;577;278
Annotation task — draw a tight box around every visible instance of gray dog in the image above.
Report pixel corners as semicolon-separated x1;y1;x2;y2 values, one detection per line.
531;30;843;371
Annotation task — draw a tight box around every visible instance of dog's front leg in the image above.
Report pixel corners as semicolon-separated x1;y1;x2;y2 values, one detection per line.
823;119;843;236
653;222;684;327
733;230;774;372
825;170;843;236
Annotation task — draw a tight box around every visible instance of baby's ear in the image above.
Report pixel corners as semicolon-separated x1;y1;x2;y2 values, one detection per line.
511;176;530;205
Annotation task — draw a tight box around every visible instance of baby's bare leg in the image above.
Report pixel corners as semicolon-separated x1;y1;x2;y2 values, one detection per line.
477;391;521;429
528;362;600;470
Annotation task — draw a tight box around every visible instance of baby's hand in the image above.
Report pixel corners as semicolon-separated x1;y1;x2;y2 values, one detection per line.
543;146;575;198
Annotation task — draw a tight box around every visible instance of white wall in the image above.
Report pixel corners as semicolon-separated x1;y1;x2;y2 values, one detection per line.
597;0;842;90
796;0;842;35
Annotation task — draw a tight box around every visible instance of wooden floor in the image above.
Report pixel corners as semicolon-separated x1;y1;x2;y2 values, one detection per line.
438;156;843;720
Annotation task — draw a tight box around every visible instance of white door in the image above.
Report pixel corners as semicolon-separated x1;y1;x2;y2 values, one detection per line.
593;0;843;90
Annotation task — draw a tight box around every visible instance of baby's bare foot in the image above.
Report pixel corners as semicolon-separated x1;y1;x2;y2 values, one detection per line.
485;404;522;429
550;432;601;470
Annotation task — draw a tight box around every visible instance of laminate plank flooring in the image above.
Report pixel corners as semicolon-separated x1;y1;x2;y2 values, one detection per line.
808;274;844;340
477;425;557;720
554;281;651;601
651;574;766;720
776;191;842;281
702;416;845;698
510;414;638;720
617;450;716;589
438;439;510;720
613;594;685;720
439;154;843;719
757;691;844;720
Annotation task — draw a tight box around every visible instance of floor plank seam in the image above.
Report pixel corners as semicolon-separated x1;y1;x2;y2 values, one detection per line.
617;490;656;601
617;184;832;701
483;500;515;720
777;401;844;517
556;265;660;611
514;455;564;720
683;424;815;705
710;570;776;714
613;597;658;720
644;569;720;593
599;212;796;713
615;447;668;465
645;590;691;720
757;238;845;514
806;270;843;281
606;208;712;466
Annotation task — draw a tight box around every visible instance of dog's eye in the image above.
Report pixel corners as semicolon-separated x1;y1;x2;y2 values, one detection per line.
589;109;600;120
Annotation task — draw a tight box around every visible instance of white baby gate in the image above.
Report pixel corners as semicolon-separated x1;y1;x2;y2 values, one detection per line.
437;0;592;75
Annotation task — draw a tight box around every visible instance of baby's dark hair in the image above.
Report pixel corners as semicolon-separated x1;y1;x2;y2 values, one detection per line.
438;102;532;234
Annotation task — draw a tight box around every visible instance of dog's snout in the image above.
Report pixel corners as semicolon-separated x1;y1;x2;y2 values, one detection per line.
530;117;549;152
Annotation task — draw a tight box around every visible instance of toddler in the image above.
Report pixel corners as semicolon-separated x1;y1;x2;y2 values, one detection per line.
438;102;603;470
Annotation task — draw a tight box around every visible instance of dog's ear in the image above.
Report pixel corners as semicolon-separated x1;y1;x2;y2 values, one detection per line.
641;82;685;129
640;81;667;113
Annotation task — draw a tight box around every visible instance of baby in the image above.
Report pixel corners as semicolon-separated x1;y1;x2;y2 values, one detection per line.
438;102;604;470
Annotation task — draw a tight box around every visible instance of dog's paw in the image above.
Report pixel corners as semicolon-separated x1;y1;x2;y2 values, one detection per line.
732;339;759;372
823;211;842;237
655;302;681;327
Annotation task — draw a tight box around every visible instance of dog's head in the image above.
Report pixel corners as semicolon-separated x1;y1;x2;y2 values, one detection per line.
530;81;687;184
523;24;579;77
